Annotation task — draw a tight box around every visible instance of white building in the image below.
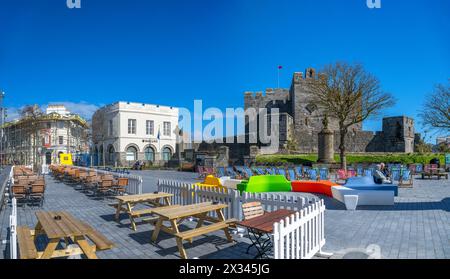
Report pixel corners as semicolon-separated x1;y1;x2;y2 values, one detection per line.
91;102;179;166
1;104;89;166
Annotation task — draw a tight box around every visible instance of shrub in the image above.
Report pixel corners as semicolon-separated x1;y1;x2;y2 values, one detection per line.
256;153;445;165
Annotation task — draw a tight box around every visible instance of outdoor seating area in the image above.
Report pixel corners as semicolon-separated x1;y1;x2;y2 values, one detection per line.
199;163;428;188
49;165;129;197
2;165;450;260
192;161;445;210
11;166;46;207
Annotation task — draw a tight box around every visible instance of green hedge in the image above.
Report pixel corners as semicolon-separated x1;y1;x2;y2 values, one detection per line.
256;153;446;165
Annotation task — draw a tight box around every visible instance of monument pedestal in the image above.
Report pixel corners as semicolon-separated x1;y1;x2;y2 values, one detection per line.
318;129;335;164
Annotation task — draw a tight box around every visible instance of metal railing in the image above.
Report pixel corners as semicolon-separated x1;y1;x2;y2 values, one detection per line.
9;197;17;259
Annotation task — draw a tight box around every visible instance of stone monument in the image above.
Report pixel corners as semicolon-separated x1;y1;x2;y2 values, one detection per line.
317;115;335;163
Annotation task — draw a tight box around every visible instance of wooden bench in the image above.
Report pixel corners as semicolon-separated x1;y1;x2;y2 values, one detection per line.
130;208;157;217
175;219;237;241
17;226;38;259
422;172;449;179
85;226;115;251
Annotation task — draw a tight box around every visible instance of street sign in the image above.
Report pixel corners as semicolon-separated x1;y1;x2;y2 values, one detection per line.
142;139;158;143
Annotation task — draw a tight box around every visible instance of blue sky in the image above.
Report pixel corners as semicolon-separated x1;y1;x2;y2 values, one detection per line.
0;0;449;143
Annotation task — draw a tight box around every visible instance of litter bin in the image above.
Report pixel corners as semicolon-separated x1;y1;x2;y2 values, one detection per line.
430;158;441;168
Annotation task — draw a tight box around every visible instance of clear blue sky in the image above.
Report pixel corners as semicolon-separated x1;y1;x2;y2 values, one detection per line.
1;0;449;143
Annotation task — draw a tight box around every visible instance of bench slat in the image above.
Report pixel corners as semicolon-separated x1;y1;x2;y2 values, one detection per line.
17;226;38;259
175;219;237;240
85;230;114;251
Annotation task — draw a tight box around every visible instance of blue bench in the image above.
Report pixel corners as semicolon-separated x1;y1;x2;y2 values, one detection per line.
344;176;398;196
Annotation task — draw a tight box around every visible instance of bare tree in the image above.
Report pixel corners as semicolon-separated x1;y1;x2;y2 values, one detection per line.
420;81;450;132
21;105;43;166
310;62;396;170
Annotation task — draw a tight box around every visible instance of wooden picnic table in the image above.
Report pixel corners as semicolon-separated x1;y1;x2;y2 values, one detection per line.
237;209;296;259
114;192;173;231
28;211;114;259
150;202;237;259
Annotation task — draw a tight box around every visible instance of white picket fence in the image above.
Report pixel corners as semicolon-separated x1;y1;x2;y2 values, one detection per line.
72;166;143;195
273;199;326;259
9;198;17;259
157;179;318;221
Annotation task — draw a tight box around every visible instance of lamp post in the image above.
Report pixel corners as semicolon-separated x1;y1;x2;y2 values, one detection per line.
0;91;5;168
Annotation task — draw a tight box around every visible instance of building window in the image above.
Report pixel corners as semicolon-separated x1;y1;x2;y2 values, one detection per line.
162;147;172;161
109;120;113;136
144;147;155;162
163;122;171;136
58;136;64;145
146;120;154;135
58;121;65;129
128;119;136;134
126;146;138;161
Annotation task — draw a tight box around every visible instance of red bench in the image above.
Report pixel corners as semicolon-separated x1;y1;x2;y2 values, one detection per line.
291;180;338;197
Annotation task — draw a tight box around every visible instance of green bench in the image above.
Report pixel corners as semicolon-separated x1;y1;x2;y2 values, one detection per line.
237;175;292;193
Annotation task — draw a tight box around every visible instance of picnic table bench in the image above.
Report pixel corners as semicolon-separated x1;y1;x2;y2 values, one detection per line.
421;169;449;180
150;202;237;259
17;211;114;259
114;192;173;231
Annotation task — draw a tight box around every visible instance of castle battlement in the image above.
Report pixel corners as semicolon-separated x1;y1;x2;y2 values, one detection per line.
244;89;289;99
293;68;321;84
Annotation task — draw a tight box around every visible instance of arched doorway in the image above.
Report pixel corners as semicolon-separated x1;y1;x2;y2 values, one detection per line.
93;146;99;166
144;146;155;163
107;145;116;165
162;146;172;162
126;146;138;162
45;152;52;165
99;145;104;166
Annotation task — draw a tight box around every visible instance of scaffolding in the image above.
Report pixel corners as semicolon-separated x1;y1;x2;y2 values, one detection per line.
1;108;89;167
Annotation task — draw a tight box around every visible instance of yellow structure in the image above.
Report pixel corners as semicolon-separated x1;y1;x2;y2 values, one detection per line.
195;175;227;191
59;153;73;165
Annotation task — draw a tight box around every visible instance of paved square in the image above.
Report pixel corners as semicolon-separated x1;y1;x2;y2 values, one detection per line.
1;169;449;259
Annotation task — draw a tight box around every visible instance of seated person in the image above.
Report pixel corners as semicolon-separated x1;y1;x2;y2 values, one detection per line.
373;164;392;184
380;163;391;178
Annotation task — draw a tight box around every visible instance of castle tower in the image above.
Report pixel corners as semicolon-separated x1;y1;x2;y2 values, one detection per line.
382;116;415;153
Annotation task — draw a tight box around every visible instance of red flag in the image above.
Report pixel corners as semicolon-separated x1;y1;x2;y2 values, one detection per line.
278;65;283;69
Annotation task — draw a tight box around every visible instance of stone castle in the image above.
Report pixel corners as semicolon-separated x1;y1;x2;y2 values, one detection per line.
243;68;416;154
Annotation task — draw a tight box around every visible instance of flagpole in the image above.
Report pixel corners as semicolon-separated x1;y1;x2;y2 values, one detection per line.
158;125;161;168
277;68;280;89
277;65;282;88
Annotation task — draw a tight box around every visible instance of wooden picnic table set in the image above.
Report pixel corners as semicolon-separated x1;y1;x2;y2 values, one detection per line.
17;211;114;259
11;168;46;206
113;191;237;259
421;167;449;180
49;165;129;196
